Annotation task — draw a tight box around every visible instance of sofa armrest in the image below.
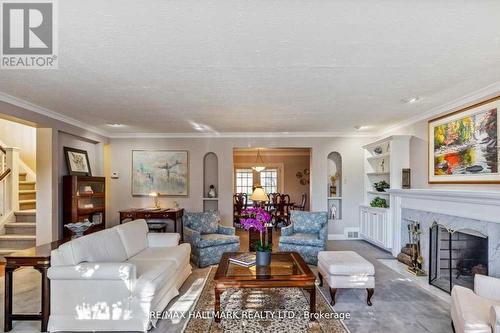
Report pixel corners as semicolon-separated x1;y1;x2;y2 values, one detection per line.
147;232;180;247
48;262;136;281
281;225;294;236
490;305;500;333
183;226;201;246
218;224;235;235
475;274;500;301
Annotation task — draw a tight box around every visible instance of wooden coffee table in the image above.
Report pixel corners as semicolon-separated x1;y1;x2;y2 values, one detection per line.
214;252;317;323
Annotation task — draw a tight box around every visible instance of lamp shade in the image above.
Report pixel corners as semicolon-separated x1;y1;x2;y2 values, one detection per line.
250;186;268;202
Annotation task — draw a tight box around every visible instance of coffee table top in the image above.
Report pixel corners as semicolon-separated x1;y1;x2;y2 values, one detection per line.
215;252;315;286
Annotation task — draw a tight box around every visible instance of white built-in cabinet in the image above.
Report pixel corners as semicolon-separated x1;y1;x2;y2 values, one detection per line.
360;135;410;252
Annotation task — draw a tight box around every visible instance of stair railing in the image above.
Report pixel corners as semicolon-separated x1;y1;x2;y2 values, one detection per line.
0;146;19;218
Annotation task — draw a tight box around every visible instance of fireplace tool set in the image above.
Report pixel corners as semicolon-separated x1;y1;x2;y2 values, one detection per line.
407;220;426;276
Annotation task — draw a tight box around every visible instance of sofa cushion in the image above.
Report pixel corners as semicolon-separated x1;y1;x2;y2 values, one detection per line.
128;259;177;302
318;251;375;276
130;243;191;268
56;228;128;265
114;219;149;258
184;212;219;234
452;285;499;332
291;211;327;234
279;233;324;247
198;233;240;248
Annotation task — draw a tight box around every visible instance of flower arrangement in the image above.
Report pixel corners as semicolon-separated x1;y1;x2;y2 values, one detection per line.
240;207;272;252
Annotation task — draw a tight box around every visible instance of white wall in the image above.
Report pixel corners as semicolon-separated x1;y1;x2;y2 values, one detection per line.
387;120;500;191
0;118;36;171
106;136;372;236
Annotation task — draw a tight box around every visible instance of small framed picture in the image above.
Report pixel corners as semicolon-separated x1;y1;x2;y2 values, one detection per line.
64;147;92;176
402;168;411;189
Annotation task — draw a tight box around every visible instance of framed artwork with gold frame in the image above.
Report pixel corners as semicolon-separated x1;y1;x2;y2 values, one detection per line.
428;96;500;184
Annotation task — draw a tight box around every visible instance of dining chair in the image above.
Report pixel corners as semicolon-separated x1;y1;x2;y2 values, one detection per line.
233;193;248;227
293;193;307;211
273;193;291;227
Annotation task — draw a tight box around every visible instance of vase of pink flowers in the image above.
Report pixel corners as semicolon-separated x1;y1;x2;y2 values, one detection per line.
240;207;272;266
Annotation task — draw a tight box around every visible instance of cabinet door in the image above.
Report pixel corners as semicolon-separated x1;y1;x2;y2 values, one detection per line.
377;213;385;245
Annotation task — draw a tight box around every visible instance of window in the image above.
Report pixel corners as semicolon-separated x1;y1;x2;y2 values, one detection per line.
260;169;278;194
235;169;253;195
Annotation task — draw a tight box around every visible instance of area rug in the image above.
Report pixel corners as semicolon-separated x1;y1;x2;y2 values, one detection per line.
183;266;349;333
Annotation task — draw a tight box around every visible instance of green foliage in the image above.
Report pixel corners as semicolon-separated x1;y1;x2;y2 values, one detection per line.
373;180;390;192
370;197;388;208
255;241;272;252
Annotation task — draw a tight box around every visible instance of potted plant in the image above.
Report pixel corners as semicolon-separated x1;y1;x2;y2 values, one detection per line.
240;207;272;266
370;197;389;208
373;180;390;192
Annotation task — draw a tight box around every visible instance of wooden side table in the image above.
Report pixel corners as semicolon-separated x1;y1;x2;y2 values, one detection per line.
4;240;63;332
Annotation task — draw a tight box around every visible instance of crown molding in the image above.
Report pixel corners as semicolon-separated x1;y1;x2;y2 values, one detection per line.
107;131;377;139
0;91;108;137
379;80;500;136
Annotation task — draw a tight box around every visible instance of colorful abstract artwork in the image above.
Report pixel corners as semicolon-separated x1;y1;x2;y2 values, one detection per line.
132;150;189;195
428;97;500;183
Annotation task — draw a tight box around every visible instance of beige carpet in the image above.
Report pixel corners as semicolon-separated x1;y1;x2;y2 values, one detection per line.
184;267;349;333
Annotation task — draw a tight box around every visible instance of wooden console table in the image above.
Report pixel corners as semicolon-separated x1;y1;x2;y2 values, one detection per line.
4;240;63;332
119;208;185;240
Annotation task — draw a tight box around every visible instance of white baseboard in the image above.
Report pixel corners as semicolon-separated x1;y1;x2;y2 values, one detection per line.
328;233;348;240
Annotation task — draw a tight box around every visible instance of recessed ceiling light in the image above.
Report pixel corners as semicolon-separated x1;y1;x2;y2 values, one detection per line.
106;123;125;128
403;97;422;104
354;125;371;130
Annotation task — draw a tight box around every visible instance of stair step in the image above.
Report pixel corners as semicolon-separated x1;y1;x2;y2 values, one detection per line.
19;189;36;200
19;199;36;210
0;235;36;249
5;222;36;235
19;172;27;182
19;181;36;191
14;210;36;222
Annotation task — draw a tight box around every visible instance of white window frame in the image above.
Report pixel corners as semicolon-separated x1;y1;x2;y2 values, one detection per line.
233;163;284;195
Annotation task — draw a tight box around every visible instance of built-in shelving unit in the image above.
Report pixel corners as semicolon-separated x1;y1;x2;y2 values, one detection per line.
360;135;411;251
327;152;342;221
203;152;218;212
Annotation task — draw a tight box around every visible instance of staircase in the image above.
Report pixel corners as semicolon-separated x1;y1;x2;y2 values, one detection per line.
0;172;36;257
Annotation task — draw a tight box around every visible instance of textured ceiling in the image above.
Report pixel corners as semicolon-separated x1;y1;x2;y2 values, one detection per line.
1;0;500;135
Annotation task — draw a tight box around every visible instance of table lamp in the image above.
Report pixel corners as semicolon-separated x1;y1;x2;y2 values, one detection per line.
250;185;268;207
149;191;160;209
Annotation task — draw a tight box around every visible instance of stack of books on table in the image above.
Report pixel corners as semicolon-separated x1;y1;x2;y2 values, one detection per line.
229;253;256;267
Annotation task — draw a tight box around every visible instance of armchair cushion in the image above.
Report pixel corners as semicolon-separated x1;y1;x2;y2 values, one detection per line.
475;274;500;301
279;233;324;247
184;226;201;246
218;225;236;235
291;211;328;234
281;225;294;236
198;234;240;249
184;212;220;234
452;284;500;333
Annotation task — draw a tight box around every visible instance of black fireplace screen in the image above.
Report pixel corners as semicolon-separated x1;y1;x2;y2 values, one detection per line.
429;223;488;294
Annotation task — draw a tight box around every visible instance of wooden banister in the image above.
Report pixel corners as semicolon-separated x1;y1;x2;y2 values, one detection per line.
0;168;11;182
0;145;5;154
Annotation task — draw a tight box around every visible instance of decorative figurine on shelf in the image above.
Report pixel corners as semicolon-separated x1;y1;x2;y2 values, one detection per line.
329;204;337;220
380;159;385;172
374;146;383;155
330;172;339;196
65;220;93;239
208;185;217;198
407;220;426;276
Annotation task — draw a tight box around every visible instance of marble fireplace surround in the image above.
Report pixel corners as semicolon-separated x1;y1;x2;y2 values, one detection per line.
388;189;500;277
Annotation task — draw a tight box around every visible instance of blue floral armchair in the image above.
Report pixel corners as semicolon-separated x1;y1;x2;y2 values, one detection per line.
278;211;328;265
183;211;240;267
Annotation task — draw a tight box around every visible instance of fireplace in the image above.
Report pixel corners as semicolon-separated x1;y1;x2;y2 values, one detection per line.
429;222;488;293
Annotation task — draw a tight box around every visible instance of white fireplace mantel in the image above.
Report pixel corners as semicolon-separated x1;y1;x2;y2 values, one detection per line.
387;189;500;257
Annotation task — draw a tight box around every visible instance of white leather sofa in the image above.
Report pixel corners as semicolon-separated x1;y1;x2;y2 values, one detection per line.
451;274;500;333
47;219;191;332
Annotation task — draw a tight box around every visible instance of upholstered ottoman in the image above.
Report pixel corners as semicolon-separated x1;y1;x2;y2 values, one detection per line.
317;251;375;306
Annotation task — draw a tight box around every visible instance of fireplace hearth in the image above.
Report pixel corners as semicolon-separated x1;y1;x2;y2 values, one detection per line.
429;222;488;294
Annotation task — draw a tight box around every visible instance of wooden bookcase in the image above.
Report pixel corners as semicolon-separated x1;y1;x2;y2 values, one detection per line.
63;176;106;238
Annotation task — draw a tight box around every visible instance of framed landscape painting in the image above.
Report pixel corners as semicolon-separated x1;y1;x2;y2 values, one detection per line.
132;150;189;196
428;96;500;183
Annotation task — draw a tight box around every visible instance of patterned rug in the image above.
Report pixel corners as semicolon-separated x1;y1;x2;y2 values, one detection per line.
184;267;349;333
